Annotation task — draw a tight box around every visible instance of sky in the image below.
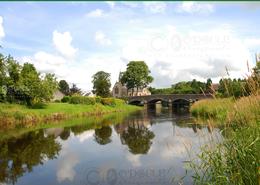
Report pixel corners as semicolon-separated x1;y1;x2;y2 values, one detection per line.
0;2;260;92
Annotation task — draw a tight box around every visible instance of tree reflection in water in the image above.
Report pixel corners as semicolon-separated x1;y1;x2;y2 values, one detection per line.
118;120;155;155
94;126;112;145
0;130;61;184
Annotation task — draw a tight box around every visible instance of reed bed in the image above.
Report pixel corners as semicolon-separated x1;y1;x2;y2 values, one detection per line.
190;71;260;184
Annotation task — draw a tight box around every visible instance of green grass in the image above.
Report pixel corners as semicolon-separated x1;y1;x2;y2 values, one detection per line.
0;110;134;142
190;98;234;123
190;95;260;184
0;102;142;130
191;96;260;126
190;125;260;185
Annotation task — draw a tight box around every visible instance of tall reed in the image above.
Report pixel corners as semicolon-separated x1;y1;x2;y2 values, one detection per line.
190;65;260;185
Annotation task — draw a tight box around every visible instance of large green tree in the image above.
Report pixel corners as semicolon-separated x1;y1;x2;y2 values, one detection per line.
92;71;111;97
19;63;58;104
58;80;70;95
20;63;42;104
6;55;21;86
0;54;7;101
120;61;153;94
42;73;58;101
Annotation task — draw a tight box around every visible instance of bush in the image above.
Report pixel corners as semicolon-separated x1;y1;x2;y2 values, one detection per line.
30;102;47;109
95;96;102;103
69;95;96;105
101;98;116;107
61;96;71;103
54;100;61;103
114;98;126;105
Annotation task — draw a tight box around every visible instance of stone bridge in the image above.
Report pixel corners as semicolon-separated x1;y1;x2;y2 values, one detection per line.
127;94;213;106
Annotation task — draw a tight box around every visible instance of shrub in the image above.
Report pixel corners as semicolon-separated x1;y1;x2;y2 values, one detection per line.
95;96;102;103
54;100;61;103
114;98;126;105
61;96;71;103
101;98;116;107
69;95;96;105
30;102;47;109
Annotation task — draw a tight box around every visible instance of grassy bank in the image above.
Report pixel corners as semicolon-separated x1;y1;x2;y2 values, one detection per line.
190;95;260;184
0;110;134;142
191;95;260;126
0;102;142;130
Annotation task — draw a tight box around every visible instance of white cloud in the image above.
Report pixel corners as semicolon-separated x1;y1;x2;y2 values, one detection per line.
106;1;115;9
121;2;140;8
53;30;77;58
57;146;79;183
76;130;94;143
126;154;141;167
86;9;104;18
0;16;5;40
176;2;215;14
119;25;253;87
95;31;112;46
244;38;260;48
144;2;167;14
20;53;69;76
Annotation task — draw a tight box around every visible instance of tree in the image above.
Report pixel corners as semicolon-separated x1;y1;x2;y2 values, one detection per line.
58;80;70;95
19;63;42;104
120;61;153;94
206;78;212;92
92;71;111;97
6;55;21;86
41;73;58;101
0;54;6;101
70;83;81;95
18;63;58;105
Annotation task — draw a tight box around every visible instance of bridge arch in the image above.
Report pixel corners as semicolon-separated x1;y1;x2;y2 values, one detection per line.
172;98;190;104
171;98;190;113
128;100;143;105
147;98;165;104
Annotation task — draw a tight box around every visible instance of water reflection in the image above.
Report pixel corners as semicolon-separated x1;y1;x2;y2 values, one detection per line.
0;109;222;185
94;126;112;145
0;130;61;184
119;124;155;155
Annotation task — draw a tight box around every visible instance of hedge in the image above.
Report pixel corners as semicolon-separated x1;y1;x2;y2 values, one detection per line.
69;96;96;105
61;96;71;103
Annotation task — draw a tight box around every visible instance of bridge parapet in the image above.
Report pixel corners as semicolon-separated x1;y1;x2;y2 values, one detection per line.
127;94;212;104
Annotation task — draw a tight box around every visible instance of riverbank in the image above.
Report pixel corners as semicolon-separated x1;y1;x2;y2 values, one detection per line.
0;102;142;130
191;95;260;126
190;95;260;184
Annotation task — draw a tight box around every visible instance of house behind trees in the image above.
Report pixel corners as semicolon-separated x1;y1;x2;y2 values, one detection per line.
112;81;151;98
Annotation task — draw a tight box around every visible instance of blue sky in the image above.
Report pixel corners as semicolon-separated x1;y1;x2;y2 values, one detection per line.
0;2;260;91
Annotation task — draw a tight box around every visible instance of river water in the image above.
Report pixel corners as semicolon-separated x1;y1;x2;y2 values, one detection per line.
0;106;222;185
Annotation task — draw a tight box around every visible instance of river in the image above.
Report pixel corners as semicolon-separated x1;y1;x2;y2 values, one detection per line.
0;106;222;185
